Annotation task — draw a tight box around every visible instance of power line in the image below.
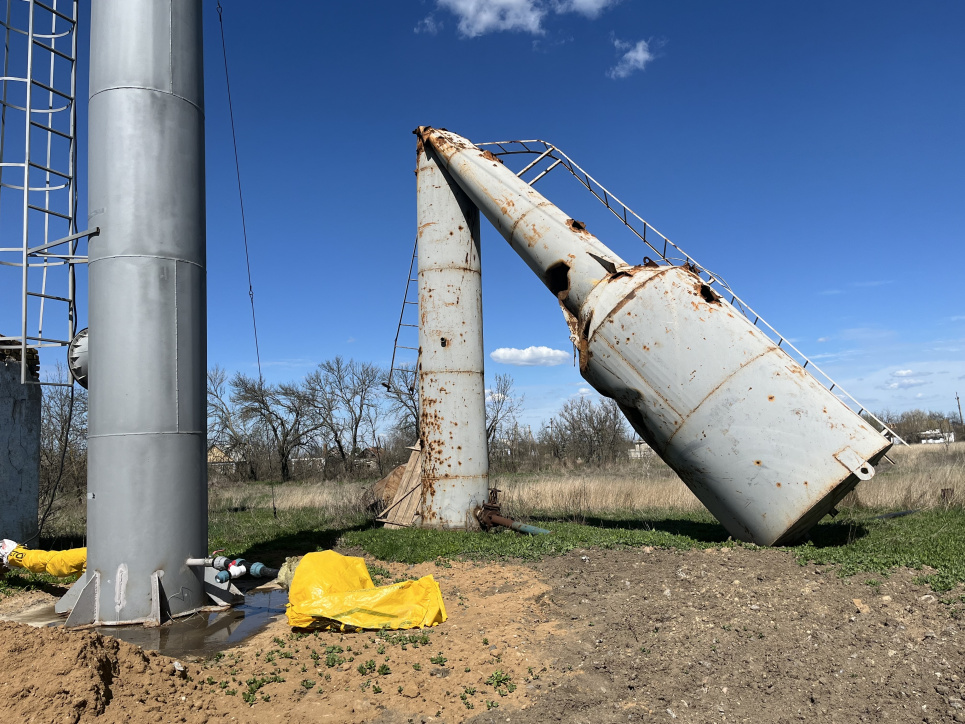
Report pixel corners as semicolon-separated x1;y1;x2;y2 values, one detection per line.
216;2;263;380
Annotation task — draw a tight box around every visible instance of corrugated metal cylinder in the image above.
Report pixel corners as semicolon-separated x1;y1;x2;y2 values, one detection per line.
81;0;207;624
417;127;891;545
416;137;489;529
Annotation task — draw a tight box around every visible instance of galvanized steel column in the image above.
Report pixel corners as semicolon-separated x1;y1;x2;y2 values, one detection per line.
417;126;891;546
80;0;207;624
415;136;489;528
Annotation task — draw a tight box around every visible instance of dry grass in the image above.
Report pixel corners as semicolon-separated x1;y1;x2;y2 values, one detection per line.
843;440;965;510
498;458;703;520
499;443;965;518
210;480;373;516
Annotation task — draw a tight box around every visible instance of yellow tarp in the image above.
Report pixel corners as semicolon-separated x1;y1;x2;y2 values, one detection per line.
285;550;447;631
6;546;86;577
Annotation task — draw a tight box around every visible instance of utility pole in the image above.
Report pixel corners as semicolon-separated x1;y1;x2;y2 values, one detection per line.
956;392;963;426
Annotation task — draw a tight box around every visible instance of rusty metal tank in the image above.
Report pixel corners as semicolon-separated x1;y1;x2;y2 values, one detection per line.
416;126;891;545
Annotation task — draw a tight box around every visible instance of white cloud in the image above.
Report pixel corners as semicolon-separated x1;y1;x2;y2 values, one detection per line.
415;14;442;34
817;336;830;343
879;378;928;390
576;387;593;396
490;345;570;366
552;0;620;17
892;369;914;377
426;0;619;37
435;0;545;37
607;38;655;79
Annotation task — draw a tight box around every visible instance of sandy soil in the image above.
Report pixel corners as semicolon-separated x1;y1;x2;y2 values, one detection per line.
0;546;962;723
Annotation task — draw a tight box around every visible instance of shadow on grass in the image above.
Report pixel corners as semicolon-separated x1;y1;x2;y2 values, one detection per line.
527;513;871;549
238;521;374;567
795;519;869;548
527;513;733;545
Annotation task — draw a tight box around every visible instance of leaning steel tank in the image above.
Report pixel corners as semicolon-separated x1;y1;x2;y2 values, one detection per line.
416;126;891;545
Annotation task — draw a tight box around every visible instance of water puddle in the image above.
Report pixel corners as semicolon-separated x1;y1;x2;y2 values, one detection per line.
98;589;289;659
1;589;289;660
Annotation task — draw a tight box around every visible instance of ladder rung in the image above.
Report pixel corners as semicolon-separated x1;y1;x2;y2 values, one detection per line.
27;204;71;220
27;290;70;303
29;160;71;179
400;323;418;328
403;301;418;305
396;346;419;352
30;78;73;101
25;335;69;344
34;0;75;24
31;38;74;62
30;119;72;140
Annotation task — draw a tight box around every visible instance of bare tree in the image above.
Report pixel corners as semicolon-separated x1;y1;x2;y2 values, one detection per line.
486;373;524;443
383;363;419;442
37;363;88;538
305;357;384;477
207;365;258;479
543;395;631;466
230;373;323;481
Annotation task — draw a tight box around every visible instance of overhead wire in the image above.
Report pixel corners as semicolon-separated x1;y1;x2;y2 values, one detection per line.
216;1;263;381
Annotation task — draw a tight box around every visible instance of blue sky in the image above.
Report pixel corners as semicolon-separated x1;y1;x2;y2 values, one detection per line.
6;1;965;430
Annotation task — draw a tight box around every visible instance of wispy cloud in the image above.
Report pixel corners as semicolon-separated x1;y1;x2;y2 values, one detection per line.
892;369;914;377
490;345;570;366
816;336;830;343
414;14;442;34
433;0;546;37
851;280;893;288
552;0;620;17
607;38;655;79
879;378;929;390
427;0;620;37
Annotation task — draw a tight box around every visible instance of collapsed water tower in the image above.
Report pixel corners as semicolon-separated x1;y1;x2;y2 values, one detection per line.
392;127;896;545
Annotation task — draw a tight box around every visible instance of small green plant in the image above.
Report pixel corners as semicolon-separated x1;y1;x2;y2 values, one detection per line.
326;651;345;668
430;653;447;665
358;660;377;675
486;669;517;696
372;684;383;694
301;679;315;690
482;637;489;645
377;663;391;676
487;700;499;710
412;663;422;671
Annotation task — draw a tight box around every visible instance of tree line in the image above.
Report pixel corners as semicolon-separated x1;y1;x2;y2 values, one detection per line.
38;356;964;498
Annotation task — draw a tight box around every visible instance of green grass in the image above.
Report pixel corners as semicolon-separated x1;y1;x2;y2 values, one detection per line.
342;507;965;593
341;509;735;562
794;507;965;592
4;498;963;600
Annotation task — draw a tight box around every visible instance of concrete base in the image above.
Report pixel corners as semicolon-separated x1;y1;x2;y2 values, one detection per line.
0;361;41;542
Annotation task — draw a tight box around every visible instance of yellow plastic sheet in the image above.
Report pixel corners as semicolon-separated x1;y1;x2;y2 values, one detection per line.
285;550;447;631
6;546;86;577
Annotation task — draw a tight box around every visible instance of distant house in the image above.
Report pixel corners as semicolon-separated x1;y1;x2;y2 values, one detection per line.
207;444;246;469
919;429;955;444
628;440;654;459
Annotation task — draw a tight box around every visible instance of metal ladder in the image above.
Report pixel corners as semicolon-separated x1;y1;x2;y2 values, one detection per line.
385;237;420;391
0;0;94;386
